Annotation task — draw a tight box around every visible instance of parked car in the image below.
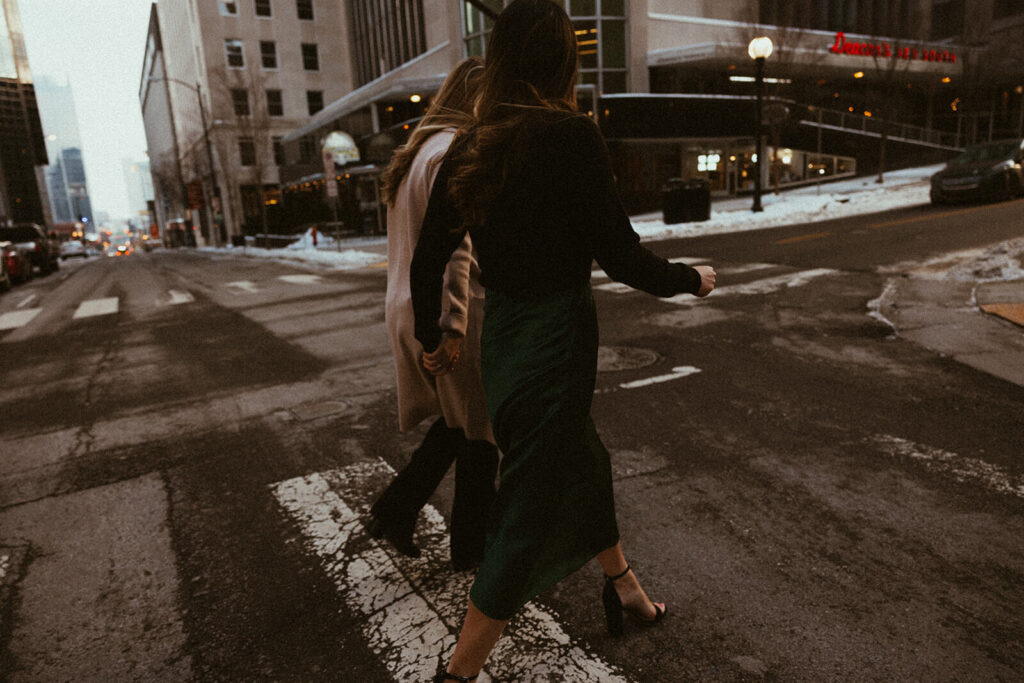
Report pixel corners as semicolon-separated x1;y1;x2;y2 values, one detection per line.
0;223;60;275
59;240;87;259
0;244;9;293
1;240;32;284
930;138;1024;205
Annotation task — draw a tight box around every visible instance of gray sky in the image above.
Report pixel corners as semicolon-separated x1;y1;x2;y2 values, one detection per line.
19;0;153;220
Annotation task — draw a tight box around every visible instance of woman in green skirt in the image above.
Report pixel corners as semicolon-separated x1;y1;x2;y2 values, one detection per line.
411;1;717;679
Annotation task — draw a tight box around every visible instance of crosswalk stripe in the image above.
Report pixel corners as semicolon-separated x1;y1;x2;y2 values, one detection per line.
271;462;628;683
0;308;42;331
279;274;322;285
73;298;119;319
620;365;701;389
16;294;37;309
662;268;837;305
227;281;259;293
167;290;194;305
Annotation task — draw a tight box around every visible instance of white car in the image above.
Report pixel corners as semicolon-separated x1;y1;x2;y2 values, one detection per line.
59;241;87;259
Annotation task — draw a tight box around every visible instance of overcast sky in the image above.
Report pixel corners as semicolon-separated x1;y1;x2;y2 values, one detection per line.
19;0;153;220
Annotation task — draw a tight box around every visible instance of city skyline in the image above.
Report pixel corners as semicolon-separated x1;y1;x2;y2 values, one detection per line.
18;0;151;221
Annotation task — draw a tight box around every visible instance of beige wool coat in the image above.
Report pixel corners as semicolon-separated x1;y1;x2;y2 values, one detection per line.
385;129;493;443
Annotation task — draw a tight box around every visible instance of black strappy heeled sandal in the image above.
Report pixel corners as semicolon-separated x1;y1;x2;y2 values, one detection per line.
602;564;667;638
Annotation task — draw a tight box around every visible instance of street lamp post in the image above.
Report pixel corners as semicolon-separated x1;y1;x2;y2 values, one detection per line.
148;76;220;246
748;36;773;213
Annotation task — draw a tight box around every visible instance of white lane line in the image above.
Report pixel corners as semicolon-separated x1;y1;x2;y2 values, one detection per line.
718;262;776;275
73;297;119;319
279;274;322;285
871;435;1024;499
271;462;628;683
0;308;42;331
167;290;194;305
620;365;701;389
663;268;838;305
16;294;37;309
227;281;259;293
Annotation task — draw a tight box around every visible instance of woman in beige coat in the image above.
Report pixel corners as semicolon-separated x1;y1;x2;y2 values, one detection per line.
368;57;498;570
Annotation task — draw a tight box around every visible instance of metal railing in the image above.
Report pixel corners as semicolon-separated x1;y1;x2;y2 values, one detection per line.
798;106;964;151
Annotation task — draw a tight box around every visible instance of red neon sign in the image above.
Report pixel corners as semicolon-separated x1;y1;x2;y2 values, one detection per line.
829;32;957;63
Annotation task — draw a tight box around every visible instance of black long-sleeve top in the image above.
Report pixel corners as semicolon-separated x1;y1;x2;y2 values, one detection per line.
411;112;702;351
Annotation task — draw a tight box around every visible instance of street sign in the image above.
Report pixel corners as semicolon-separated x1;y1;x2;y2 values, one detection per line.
186;182;205;209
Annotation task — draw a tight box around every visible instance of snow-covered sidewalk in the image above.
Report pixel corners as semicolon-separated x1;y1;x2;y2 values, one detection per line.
201;165;945;271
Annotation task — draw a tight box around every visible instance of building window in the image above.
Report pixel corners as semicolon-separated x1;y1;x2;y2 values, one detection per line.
297;0;314;20
462;0;502;57
301;43;320;71
255;0;272;17
273;136;285;165
266;89;284;116
239;136;256;166
350;0;428;86
260;41;277;68
299;135;317;163
224;39;245;68
232;89;250;116
307;90;324;115
218;1;238;16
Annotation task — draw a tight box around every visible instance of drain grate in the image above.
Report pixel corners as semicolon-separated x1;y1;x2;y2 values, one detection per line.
596;346;661;372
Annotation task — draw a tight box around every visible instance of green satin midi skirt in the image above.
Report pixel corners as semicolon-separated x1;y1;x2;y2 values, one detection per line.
469;281;620;621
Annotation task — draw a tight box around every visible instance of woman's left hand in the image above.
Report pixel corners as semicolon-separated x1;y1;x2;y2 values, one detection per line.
422;331;464;376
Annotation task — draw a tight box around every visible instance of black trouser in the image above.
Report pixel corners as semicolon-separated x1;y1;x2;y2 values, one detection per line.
370;416;499;564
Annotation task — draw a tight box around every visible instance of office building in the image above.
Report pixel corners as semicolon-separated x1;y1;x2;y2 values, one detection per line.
140;0;350;244
0;0;48;225
35;75;95;226
281;0;1023;215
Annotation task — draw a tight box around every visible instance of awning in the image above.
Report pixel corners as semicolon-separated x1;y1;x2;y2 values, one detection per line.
281;42;452;144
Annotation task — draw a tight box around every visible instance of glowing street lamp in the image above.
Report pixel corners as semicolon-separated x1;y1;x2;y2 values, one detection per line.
748;36;773;212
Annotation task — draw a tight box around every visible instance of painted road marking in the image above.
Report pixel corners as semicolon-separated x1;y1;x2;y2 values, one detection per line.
594;281;634;294
662;268;837;305
227;281;259;293
16;294;36;309
620;365;701;389
271;462;628;683
871;435;1024;499
73;297;119;319
0;308;42;331
279;274;322;285
167;290;194;305
866;200;1022;230
774;231;833;245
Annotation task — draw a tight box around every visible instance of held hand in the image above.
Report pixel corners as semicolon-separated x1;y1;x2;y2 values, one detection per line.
422;332;464;376
694;265;716;297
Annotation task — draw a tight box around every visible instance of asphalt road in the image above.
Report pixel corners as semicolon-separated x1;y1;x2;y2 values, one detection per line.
1;198;1022;681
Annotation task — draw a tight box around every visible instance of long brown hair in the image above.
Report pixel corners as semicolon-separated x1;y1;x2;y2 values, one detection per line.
380;56;484;206
449;0;579;228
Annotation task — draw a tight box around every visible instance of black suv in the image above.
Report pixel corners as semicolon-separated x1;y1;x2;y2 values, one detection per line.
0;223;60;276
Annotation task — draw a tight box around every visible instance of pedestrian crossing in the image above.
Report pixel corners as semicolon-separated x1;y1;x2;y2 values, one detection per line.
0;273;328;333
271;461;629;683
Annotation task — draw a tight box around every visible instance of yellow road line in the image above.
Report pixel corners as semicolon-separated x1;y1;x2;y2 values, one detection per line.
775;231;832;245
868;199;1024;230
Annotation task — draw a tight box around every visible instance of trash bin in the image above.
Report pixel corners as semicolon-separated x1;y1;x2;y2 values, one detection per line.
662;178;686;224
685;178;711;222
231;234;246;247
662;177;711;224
